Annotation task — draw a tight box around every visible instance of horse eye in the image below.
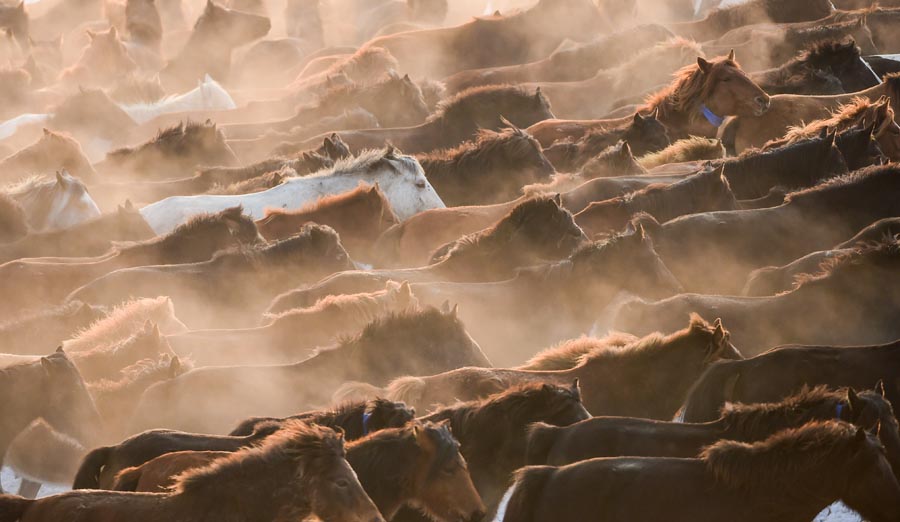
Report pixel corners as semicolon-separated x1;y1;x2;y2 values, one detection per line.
415;181;426;188
335;479;349;489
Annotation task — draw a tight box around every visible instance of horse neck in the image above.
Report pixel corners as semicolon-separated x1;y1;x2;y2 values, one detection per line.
0;364;46;446
652;97;718;140
346;436;414;516
0;142;52;172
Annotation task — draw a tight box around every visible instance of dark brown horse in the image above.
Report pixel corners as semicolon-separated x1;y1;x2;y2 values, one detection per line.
229;398;415;438
574;164;737;237
417;123;555;206
68;224;353;329
256;183;399;262
7;422;385;522
128;307;490;433
526;385;900;480
296;85;555;155
388;315;740;419
0;351;102;493
667;0;834;42
501;422;900;522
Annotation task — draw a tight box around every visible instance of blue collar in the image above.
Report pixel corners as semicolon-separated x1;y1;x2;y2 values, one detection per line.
362;411;372;436
701;104;725;127
836;403;845;420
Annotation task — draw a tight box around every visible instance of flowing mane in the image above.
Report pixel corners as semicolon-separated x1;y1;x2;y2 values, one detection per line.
107;120;221;158
643;57;738;120
210;223;343;269
775;97;892;147
264;182;395;217
719;386;846;439
785;163;900;205
702;421;863;492
63;297;178;352
427;84;549;127
518;332;639;370
792;236;900;289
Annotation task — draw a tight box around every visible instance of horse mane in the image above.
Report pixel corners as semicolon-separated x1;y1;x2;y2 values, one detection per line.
302;147;405;180
2;174;58;196
63;297;176;352
792;236;900;289
613;164;734;216
320;46;400;84
518;332;639;370
719;385;844;439
644;56;737;118
172;421;344;495
264;182;395;218
113;207;256;252
0;300;96;332
792;37;860;69
420;125;540;164
264;281;417;329
336;306;456;348
777;97;891;146
702;421;861;492
882;72;900;102
638;137;725;168
87;354;189;395
107;120;219;158
785;163;900;204
206;170;286;195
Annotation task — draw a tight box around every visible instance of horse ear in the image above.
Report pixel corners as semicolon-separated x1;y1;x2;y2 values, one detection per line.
169;356;182;377
553;193;562;206
847;387;863;414
85;29;97;41
633;112;644;124
55;171;66;185
619;141;632;158
108;26;118;39
871;420;882;437
56;346;65;354
875;379;886;398
42;127;51;136
398;280;412;299
403;73;410;82
534;86;543;101
727;49;735;62
697;57;712;74
125;199;134;210
16;0;24;11
440;300;450;314
824;129;836;149
570;378;581;397
40;356;54;376
651;107;659;120
854;426;867;446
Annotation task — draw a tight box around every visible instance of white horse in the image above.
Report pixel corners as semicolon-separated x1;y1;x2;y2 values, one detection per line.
140;147;446;235
3;171;101;231
119;75;237;125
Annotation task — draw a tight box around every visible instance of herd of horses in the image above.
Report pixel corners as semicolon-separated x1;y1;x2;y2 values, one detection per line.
2;0;900;520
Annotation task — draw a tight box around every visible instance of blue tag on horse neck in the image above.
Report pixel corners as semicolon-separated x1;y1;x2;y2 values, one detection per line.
701;104;725;127
362;411;373;435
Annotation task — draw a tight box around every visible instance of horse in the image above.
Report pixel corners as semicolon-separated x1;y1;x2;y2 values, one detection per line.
295;85;556;155
67;224;354;329
5;422;385;522
160;0;271;91
45;88;139;157
0;1;27;49
167;281;418;367
416;124;555;206
270;196;587;309
752;38;879;96
0;207;260;314
95;120;239;181
120;75;237;125
59;26;137;90
574;164;737;237
0;192;27;242
388;315;740;419
529;140;649;195
441;24;674;94
526;385;900;480
529;51;769;146
540;111;670;173
111;422;485;522
127;307;490;433
356;0;608;78
0;128;97;185
637;137;725;170
617;162;900;294
61;296;187;353
256;183;399;262
0;301;105;355
0;350;102;493
499;422;900;522
138;147;445;234
667;0;835;42
3;172;101;232
720;72;900;154
408;382;589;514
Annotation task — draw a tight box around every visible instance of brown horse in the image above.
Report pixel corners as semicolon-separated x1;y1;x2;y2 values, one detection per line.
357;0;607;78
61;296;187;353
388;315;739;419
297;85;556;155
0;350;102;493
537;110;671;165
501;421;900;522
441;24;674;94
59;26;137;89
667;0;834;42
168;281;418;367
574;164;737;237
613;237;900;354
526;385;900;479
408;382;589;513
529;140;649;195
96;120;239;181
276;196;586;307
0;129;97;185
0;207;260;313
257;183;399;262
417;123;555;206
638;136;725;170
68;224;353;329
160;0;271;91
0;301;105;355
128;307;490;433
527;52;770;145
7;422;385;522
752;38;877;95
721;72;900;153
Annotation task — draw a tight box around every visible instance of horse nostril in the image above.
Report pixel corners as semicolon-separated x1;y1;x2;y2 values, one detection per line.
755;96;769;108
470;510;487;522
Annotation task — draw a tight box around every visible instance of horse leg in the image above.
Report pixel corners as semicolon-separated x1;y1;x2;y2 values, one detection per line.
17;478;41;499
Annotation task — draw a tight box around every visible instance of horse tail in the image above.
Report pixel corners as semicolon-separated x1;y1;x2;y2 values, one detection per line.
0;494;34;522
371;222;405;267
500;466;555;522
385;376;426;407
681;361;741;423
111;466;142;492
72;445;113;489
525;422;559;465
